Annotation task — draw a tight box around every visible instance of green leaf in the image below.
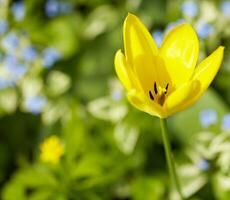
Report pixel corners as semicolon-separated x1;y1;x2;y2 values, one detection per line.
170;89;229;143
131;176;164;200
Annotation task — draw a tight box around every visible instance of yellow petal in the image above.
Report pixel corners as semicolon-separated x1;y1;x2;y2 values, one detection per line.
160;24;199;87
174;46;224;111
115;49;144;92
123;13;171;94
164;46;224;115
114;50;133;90
127;90;165;118
192;46;224;92
164;81;201;115
123;13;158;67
127;90;146;112
133;54;172;96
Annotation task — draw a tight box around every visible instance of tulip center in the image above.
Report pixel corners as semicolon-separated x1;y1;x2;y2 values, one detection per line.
149;82;169;105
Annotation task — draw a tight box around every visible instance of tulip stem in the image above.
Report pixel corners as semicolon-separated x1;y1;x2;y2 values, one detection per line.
160;118;184;200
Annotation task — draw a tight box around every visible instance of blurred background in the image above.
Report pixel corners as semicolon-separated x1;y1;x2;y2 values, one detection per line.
0;0;229;199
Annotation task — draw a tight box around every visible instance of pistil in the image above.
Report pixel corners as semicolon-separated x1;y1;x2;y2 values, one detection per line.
149;82;169;106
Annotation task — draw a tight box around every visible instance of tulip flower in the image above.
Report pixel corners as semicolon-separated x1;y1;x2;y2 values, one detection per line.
114;13;224;200
115;13;224;118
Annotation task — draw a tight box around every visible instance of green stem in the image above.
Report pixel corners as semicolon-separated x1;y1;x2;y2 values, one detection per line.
160;118;184;200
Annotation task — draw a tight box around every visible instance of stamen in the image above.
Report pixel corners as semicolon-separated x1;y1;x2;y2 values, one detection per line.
149;91;154;100
154;82;158;94
165;83;169;90
149;82;169;104
165;83;169;94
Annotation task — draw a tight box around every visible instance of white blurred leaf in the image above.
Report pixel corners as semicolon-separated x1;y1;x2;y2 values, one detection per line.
0;88;17;113
47;70;71;96
114;122;139;155
88;97;128;123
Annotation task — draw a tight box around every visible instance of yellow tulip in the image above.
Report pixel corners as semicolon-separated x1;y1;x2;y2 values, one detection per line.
114;13;224;118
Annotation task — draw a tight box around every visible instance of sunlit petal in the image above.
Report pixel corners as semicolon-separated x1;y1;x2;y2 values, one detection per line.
127;90;165;118
174;46;225;111
160;24;199;87
192;46;224;92
164;81;201;116
123;13;170;96
123;13;158;66
114;49;133;90
124;13;161;93
115;49;144;92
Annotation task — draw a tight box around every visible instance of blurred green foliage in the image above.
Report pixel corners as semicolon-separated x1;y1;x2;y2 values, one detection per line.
0;0;229;199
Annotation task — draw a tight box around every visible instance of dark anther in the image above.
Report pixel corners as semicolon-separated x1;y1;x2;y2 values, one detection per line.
154;82;158;94
165;83;169;94
165;83;169;90
149;91;154;100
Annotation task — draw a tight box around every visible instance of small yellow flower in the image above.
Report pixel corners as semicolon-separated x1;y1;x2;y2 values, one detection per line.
40;135;64;164
115;13;224;118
